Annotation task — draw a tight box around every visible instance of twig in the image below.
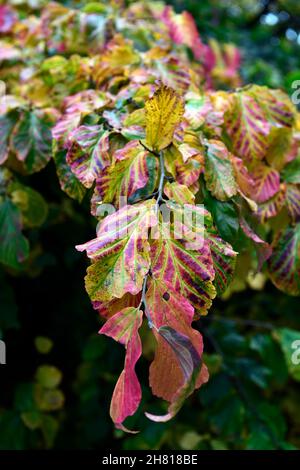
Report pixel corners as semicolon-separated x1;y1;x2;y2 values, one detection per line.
139;151;166;329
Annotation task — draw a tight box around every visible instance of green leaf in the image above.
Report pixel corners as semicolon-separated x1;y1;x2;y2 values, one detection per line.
0;199;29;269
250;334;288;386
274;328;300;382
35;365;62;389
21;411;42;431
204;140;237;201
41;415;59;448
10;183;48;228
34;337;53;355
267;224;300;295
204;189;239;245
53;149;87;203
282;156;300;184
35;386;65;411
11;110;52;174
0;111;18;164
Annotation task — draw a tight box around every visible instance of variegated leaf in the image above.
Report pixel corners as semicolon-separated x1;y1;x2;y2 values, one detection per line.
285;184;300;223
150;204;216;315
53;148;86;203
145;280;208;421
231;155;255;198
251;163;280;204
100;307;143;431
256;185;286;223
224;86;295;162
268;224;300;296
204;140;238;201
66;125;110;188
0;111;18;165
145;85;184;152
164;181;195;204
76;201;157;304
239;217;272;270
11;110;52;174
93;140;154;206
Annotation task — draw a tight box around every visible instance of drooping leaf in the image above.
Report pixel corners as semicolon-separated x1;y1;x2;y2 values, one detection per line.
66;125;110;188
100;307;143;431
76;201;157;304
239;217;272;270
0;199;29;269
10;110;52;174
268;224;300;295
145;84;184;152
145;280;208;421
204;140;237;201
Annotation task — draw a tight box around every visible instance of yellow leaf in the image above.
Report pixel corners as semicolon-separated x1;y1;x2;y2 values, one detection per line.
145;85;184;152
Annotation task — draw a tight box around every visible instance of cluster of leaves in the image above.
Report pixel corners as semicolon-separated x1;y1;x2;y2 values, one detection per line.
172;0;300;92
0;0;300;435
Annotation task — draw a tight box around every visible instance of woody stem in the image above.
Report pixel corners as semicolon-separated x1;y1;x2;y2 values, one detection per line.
140;150;165;329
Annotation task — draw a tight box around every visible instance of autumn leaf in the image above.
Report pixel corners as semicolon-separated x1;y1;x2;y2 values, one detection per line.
0;111;18;165
145;84;184;152
256;186;286;223
239;217;272;270
100;307;143;432
76;201;157;304
66;125;111;188
224;86;295;162
11;110;52;174
204;140;238;201
150;204;216;316
164;181;195;204
93;140;156;206
251;164;280;204
145;280;208;422
268;224;300;296
285;184;300;223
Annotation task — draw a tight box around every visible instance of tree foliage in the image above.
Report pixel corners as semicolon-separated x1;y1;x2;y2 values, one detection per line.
0;0;300;449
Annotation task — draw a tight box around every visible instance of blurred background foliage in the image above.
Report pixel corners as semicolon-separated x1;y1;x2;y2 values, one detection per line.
0;0;300;450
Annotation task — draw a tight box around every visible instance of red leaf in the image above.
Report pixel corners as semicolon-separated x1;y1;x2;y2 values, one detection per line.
99;307;143;431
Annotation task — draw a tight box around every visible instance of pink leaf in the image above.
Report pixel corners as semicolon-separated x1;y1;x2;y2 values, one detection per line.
100;307;143;431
